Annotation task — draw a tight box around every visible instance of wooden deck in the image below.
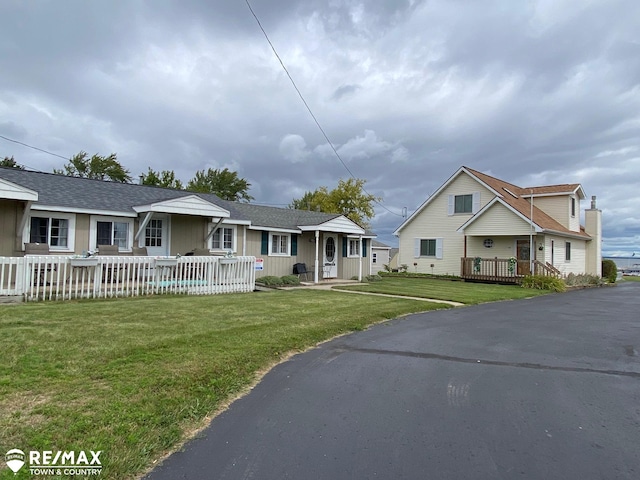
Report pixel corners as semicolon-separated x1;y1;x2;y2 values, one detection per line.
460;257;560;284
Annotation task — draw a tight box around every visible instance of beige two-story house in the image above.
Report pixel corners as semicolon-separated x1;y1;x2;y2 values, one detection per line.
394;166;602;280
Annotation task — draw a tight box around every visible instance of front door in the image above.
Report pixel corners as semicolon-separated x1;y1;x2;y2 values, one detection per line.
141;215;169;256
516;239;531;275
323;235;338;278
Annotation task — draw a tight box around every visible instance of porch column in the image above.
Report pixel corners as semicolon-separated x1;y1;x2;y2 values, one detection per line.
314;230;320;283
358;235;363;282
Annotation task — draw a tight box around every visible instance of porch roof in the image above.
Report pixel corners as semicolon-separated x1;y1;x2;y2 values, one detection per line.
133;195;230;218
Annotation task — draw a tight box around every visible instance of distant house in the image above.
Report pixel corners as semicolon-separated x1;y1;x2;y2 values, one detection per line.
394;166;602;281
0;168;375;282
370;240;392;274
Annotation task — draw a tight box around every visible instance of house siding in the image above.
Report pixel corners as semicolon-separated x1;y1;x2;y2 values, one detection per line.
464;202;535;236
0;199;19;256
398;173;493;275
169;215;207;255
466;236;519;260
371;248;390;274
544;233;587;275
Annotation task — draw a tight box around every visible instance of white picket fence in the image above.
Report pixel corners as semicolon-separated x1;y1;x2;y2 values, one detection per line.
0;255;256;301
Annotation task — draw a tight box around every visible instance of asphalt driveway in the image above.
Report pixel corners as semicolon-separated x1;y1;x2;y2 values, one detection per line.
146;281;640;480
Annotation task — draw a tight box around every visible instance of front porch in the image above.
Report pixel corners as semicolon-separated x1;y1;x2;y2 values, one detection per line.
0;255;256;301
460;257;561;284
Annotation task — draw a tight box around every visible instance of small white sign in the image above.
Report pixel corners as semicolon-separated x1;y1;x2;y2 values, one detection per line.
255;258;264;270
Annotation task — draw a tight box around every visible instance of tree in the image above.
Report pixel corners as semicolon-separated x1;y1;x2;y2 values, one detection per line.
54;151;132;183
140;168;184;189
186;168;254;202
1;156;24;169
289;178;380;228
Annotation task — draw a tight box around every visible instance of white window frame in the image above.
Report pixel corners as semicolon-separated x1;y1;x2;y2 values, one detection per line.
269;232;291;256
372;252;378;264
23;211;76;252
348;238;361;258
89;215;134;253
414;238;443;259
210;225;237;253
448;192;480;216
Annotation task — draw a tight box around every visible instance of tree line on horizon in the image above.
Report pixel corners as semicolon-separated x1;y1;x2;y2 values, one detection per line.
2;152;379;228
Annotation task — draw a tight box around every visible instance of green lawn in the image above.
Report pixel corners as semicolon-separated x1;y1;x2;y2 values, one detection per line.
337;276;550;304
622;275;640;282
0;291;444;480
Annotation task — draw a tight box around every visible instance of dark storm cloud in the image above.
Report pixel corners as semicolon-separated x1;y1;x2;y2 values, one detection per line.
1;0;639;253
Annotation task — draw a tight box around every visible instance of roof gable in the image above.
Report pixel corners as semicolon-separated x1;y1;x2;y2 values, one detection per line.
133;195;230;218
393;167;493;235
0;177;38;201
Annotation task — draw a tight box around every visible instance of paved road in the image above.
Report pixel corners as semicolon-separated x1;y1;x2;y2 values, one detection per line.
146;282;640;480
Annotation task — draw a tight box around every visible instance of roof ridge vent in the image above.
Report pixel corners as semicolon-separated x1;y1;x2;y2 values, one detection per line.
502;187;519;198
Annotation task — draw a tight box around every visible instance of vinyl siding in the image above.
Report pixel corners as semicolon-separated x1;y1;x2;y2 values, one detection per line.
0;199;19;256
464;202;535;236
169;215;208;256
466;236;520;259
544;233;587;275
533;195;581;232
398;172;493;275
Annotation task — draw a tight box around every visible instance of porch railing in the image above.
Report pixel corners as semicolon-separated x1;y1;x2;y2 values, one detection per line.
460;257;562;284
0;255;256;301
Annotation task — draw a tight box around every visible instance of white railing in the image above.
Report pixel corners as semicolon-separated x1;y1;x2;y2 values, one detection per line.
0;256;256;301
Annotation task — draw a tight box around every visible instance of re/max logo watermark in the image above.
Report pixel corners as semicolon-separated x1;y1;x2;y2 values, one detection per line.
5;449;102;476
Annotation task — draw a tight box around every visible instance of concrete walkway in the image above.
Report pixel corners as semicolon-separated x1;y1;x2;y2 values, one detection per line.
282;281;465;307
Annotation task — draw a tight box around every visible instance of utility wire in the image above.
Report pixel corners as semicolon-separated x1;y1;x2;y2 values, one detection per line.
0;134;70;163
244;0;403;218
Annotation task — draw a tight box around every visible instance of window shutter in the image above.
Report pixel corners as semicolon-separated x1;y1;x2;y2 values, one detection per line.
472;192;480;214
261;231;268;255
448;195;454;216
414;238;420;258
291;234;298;256
342;237;348;257
362;239;367;257
435;238;443;259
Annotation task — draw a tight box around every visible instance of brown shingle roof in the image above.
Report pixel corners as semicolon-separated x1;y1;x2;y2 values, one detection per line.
464;167;591;239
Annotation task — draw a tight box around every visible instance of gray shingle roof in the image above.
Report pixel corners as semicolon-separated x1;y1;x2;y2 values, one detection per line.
0;168;363;232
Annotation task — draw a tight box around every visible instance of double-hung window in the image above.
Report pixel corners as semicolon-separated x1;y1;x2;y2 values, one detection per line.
26;212;75;251
348;239;360;257
211;227;235;251
270;234;290;255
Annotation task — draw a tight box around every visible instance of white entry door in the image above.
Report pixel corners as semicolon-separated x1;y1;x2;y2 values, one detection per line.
141;215;170;256
323;235;338;278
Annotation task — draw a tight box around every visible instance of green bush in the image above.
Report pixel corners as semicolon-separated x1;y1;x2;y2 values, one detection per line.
521;275;566;292
602;259;617;283
258;276;284;286
281;275;301;285
365;274;383;282
565;273;603;287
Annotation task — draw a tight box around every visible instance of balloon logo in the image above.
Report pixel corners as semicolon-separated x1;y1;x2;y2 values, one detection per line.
5;449;25;473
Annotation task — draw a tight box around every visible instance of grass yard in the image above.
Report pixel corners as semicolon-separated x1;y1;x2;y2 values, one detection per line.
622;275;640;282
0;290;444;480
337;276;550;304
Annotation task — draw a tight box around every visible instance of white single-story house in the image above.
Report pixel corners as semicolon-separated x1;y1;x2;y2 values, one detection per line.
394;166;602;282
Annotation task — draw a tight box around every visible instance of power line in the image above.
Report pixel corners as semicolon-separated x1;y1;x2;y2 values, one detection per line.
244;0;404;219
0;134;70;162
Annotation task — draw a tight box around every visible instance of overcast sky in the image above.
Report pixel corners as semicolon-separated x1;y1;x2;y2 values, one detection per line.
1;0;639;255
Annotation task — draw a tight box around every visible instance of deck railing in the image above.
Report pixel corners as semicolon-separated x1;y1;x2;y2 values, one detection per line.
0;255;256;301
460;257;562;284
